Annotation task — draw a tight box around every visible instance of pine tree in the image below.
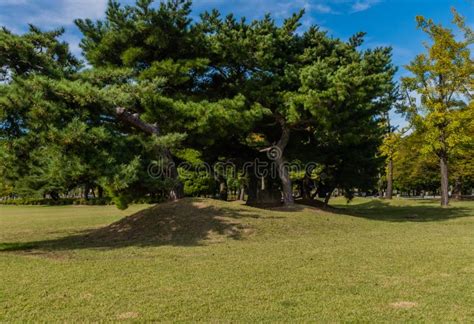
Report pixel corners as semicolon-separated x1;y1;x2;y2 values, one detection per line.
75;0;268;202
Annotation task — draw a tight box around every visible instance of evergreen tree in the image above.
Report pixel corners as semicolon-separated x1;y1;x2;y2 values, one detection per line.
75;0;268;203
288;33;397;204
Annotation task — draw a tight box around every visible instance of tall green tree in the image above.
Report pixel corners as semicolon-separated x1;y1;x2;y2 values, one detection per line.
0;25;189;207
75;0;268;202
288;33;396;204
201;12;396;205
0;26;88;199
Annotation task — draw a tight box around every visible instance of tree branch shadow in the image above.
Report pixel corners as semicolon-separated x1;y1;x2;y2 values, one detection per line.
328;199;473;222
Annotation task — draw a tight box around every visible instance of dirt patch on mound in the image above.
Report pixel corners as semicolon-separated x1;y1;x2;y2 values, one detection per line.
116;312;139;320
389;301;418;309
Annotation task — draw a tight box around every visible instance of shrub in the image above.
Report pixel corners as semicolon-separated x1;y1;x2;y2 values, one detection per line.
0;197;113;206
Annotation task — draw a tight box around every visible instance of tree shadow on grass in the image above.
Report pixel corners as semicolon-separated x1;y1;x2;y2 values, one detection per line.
327;199;473;222
0;198;275;252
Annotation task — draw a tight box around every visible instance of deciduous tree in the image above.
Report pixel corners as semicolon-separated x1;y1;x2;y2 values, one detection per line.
402;9;473;206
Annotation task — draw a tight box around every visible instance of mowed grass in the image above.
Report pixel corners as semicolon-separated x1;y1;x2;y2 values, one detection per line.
1;198;473;322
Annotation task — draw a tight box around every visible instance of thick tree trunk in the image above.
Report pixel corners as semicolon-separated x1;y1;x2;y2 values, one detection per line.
84;184;90;201
97;186;104;199
50;191;60;201
378;172;384;198
218;178;228;201
274;118;294;206
276;157;293;205
116;107;184;200
239;186;245;201
324;188;334;207
245;168;281;207
452;178;462;200
311;187;319;200
166;152;184;200
301;175;312;199
246;172;258;204
440;153;449;207
386;158;393;199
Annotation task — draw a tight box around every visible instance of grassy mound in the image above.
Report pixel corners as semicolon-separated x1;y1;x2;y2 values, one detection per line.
83;198;254;246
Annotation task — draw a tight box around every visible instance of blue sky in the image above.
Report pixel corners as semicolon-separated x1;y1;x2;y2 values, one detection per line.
1;0;473;126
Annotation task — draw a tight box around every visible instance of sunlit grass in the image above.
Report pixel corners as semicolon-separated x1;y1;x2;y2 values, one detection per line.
1;198;473;321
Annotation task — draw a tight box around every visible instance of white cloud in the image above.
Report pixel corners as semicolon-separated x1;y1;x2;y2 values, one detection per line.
62;0;107;20
313;4;333;14
0;0;28;4
194;0;343;20
0;0;108;28
351;0;380;13
0;0;107;59
27;0;108;26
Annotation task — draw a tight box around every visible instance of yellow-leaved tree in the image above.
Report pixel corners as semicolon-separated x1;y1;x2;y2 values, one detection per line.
402;9;473;206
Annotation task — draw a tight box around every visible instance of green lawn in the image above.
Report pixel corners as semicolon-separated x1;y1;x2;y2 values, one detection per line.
1;198;473;322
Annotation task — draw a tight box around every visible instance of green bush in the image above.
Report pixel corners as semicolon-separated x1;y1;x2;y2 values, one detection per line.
0;197;113;206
